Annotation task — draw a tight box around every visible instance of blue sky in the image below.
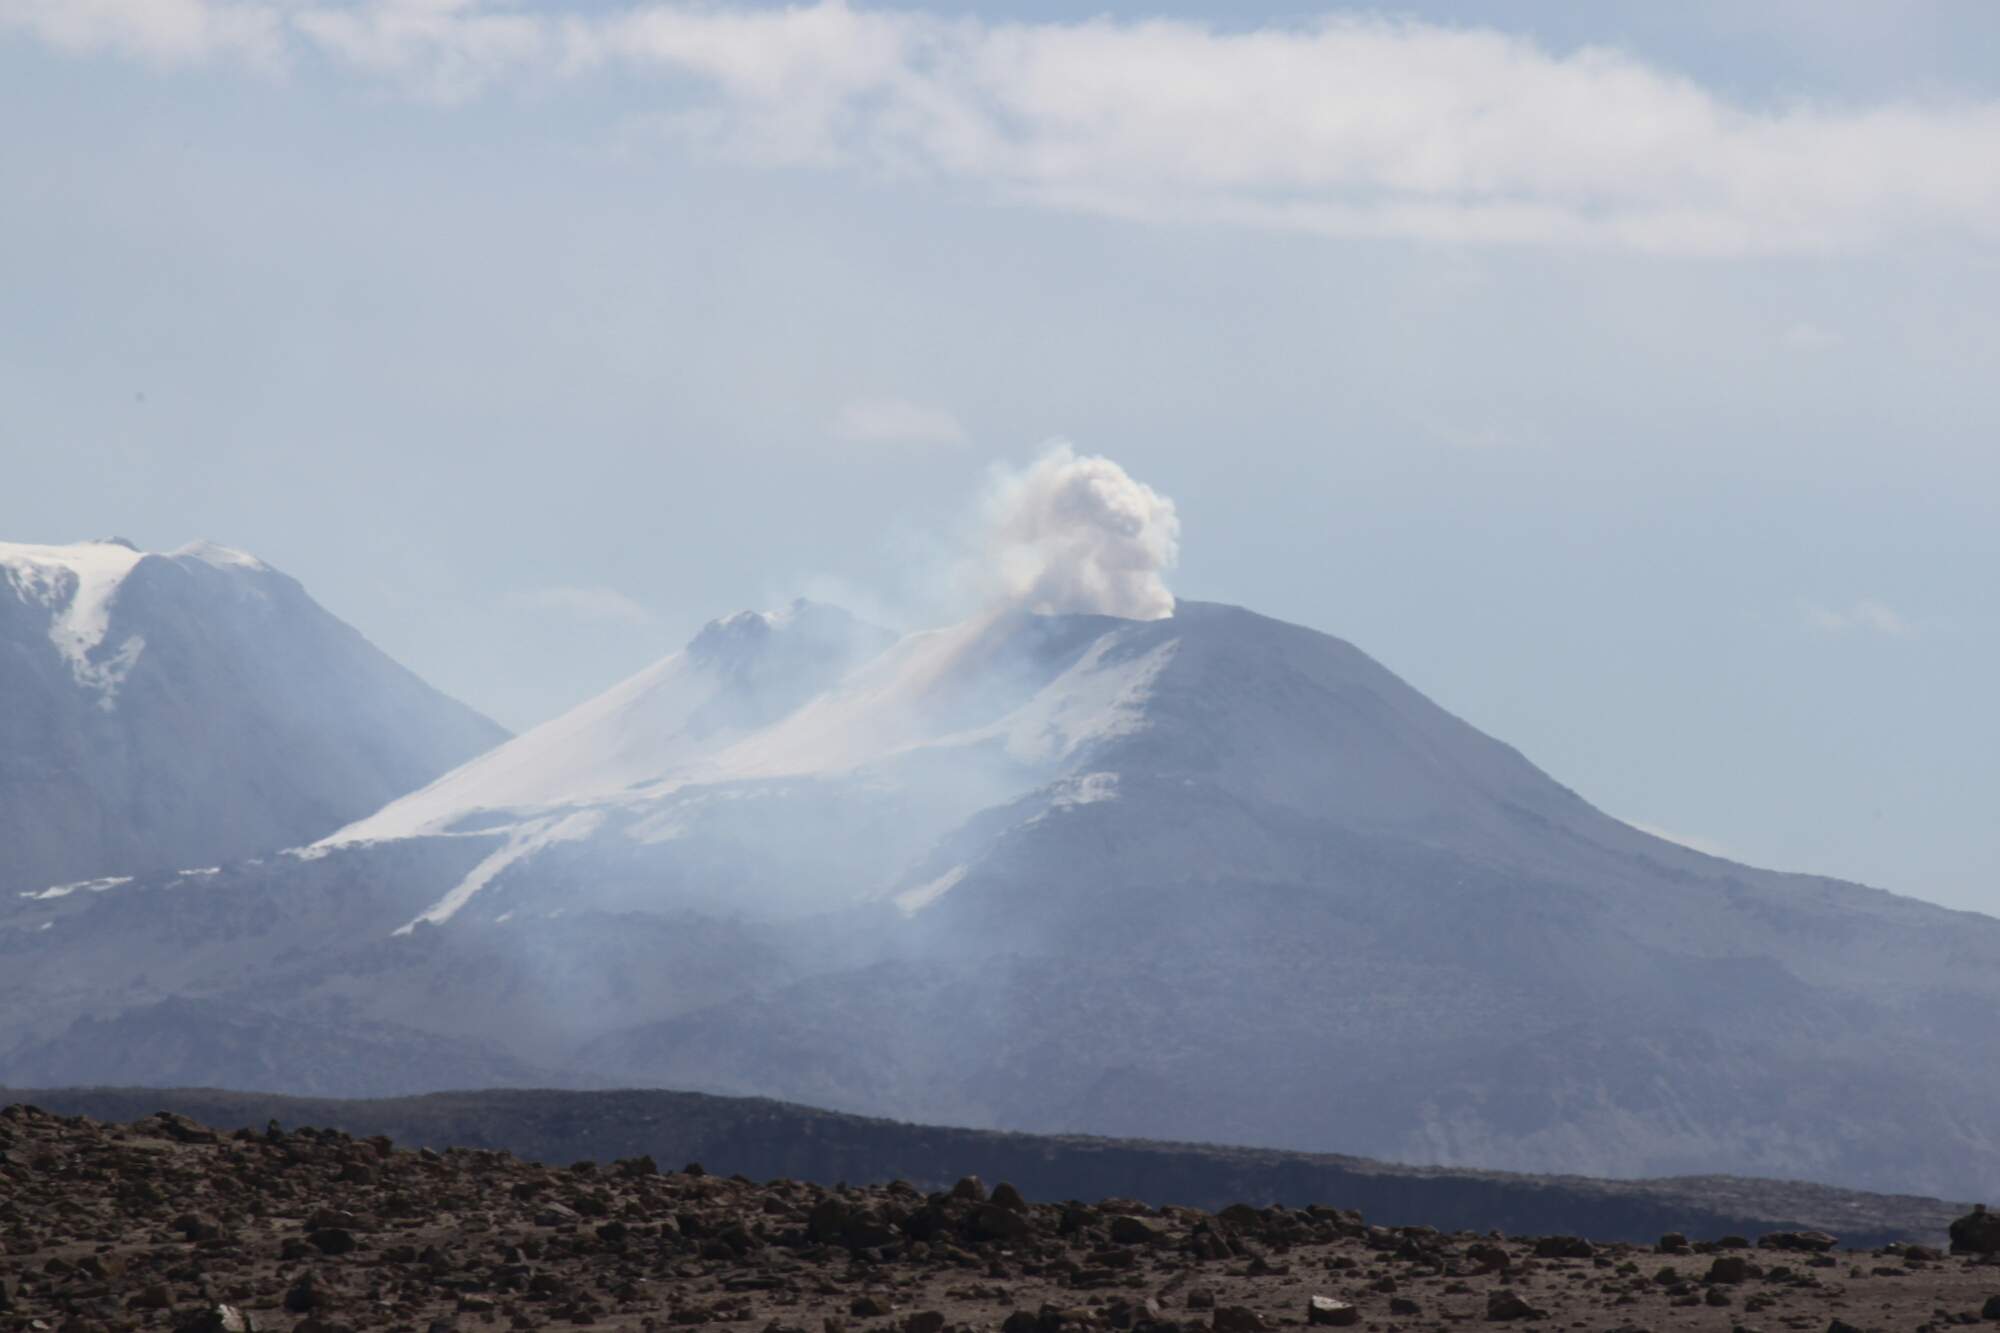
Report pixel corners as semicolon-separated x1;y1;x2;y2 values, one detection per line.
3;0;1997;914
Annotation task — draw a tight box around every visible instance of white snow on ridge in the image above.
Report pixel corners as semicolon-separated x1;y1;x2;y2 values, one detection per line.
699;615;1175;783
311;603;1180;929
19;875;133;901
0;539;147;705
330;608;1179;873
957;635;1174;767
894;865;966;915
0;538;273;708
328;649;742;845
328;600;893;847
392;809;606;935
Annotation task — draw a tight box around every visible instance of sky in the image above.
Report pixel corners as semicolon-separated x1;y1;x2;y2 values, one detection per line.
2;0;1997;915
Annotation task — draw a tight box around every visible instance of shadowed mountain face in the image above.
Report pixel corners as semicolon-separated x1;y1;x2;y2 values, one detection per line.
0;539;508;893
3;597;1996;1198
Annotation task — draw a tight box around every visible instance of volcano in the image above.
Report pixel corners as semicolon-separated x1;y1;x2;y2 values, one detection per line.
4;596;1995;1198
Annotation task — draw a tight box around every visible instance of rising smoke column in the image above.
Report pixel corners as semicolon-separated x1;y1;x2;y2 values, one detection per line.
983;444;1180;620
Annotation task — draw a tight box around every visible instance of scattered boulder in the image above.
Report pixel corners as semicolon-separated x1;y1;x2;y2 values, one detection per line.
1532;1235;1595;1260
1485;1289;1547;1322
179;1304;254;1332
308;1227;357;1255
285;1272;336;1314
971;1203;1033;1242
152;1111;221;1145
1953;1206;2000;1256
1306;1295;1359;1326
1110;1215;1161;1246
1707;1256;1752;1285
989;1182;1029;1212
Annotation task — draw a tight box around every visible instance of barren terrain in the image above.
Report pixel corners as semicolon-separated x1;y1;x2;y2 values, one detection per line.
4;1103;1996;1333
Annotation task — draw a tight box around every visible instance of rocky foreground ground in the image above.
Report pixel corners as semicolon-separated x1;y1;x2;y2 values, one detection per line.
3;1105;1997;1333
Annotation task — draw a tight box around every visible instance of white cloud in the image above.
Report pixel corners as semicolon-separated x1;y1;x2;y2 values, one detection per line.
8;1;2000;255
0;0;286;69
831;395;969;449
1802;598;1910;636
509;584;656;626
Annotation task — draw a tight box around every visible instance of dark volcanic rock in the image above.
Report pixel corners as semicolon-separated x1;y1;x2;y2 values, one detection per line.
1759;1230;1838;1252
1484;1289;1546;1321
1953;1205;2000;1255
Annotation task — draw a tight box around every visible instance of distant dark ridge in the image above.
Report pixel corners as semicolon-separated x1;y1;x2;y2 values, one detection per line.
5;1085;1965;1246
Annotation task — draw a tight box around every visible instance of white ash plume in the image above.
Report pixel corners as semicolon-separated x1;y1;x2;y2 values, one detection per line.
982;444;1179;620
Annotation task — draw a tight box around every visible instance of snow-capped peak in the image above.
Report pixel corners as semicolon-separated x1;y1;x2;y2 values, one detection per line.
0;538;278;708
0;538;150;706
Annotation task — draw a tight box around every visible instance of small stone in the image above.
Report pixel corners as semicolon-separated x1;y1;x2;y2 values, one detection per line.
989;1182;1029;1212
1708;1257;1751;1285
308;1228;356;1256
284;1274;330;1313
1109;1216;1160;1246
1306;1296;1358;1327
178;1304;254;1333
1211;1307;1267;1333
1486;1289;1547;1322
